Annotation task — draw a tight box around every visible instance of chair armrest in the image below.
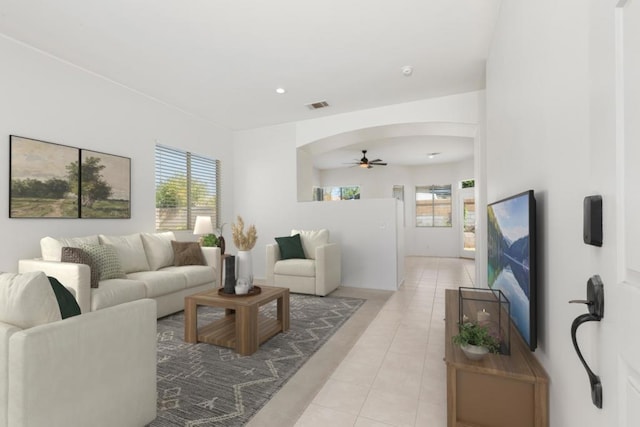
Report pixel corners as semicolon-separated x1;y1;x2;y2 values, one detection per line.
315;243;342;296
18;259;91;314
1;321;20;427
8;299;157;427
200;246;221;285
265;244;281;285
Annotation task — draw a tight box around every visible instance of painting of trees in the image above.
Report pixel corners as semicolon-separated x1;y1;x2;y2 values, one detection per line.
79;150;130;218
9;136;131;219
10;136;79;218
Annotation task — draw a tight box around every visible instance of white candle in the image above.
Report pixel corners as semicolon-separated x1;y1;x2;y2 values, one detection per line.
477;309;491;323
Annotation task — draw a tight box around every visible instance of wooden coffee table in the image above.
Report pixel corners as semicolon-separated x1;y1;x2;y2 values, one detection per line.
184;285;290;356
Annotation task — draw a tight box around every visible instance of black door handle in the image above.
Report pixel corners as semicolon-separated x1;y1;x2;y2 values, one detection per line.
569;275;604;409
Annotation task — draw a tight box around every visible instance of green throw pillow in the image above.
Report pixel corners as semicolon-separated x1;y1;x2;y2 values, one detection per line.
47;276;81;319
275;234;306;260
80;244;126;280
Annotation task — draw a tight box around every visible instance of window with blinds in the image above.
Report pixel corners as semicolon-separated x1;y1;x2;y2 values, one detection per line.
416;184;452;227
155;144;219;231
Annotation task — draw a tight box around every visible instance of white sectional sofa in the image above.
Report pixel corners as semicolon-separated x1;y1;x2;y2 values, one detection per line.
18;232;220;318
0;271;157;427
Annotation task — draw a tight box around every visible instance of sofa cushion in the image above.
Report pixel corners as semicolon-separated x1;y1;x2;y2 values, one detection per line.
171;241;206;266
40;235;100;261
274;259;316;277
160;265;215;288
90;278;147;312
47;276;81;319
291;229;329;260
275;234;306;260
126;271;186;298
61;246;100;288
141;232;176;270
0;271;62;328
81;244;127;280
99;233;150;273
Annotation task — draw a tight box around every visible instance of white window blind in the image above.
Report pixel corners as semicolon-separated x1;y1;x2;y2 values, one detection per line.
155;144;219;231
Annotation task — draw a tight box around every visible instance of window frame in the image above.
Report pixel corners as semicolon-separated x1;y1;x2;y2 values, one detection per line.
154;144;220;231
415;184;452;228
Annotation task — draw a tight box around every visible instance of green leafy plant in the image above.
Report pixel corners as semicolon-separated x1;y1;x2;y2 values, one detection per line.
200;234;219;247
452;322;500;353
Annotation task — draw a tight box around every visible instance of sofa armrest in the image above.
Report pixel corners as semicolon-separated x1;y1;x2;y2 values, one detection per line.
265;244;281;285
18;259;91;314
0;322;20;427
315;243;341;296
200;246;221;285
8;299;157;427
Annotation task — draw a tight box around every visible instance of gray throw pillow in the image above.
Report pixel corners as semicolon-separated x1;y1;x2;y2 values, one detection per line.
61;246;100;288
80;244;126;281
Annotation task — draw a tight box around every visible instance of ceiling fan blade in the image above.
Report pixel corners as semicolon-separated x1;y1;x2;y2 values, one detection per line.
370;162;387;166
369;159;382;163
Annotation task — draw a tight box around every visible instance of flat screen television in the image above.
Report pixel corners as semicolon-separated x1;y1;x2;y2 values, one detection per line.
487;190;537;351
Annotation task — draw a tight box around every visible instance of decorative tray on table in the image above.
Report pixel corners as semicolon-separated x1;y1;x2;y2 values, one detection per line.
218;285;262;297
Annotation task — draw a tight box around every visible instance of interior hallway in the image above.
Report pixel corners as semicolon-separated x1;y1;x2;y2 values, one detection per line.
249;256;475;427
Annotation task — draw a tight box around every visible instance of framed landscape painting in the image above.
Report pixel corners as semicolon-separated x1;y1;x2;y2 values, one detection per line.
10;135;80;218
79;149;131;218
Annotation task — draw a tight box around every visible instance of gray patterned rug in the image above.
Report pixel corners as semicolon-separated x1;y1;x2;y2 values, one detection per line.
151;294;364;427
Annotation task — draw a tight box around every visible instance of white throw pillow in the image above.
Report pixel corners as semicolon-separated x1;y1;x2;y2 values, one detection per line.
0;271;61;328
40;235;100;261
291;229;329;260
140;232;176;271
98;234;150;274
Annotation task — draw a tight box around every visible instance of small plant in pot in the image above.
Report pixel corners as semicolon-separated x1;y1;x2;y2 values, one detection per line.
200;233;219;247
452;322;500;360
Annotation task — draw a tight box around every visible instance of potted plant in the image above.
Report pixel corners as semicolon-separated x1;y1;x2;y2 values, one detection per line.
231;216;258;285
452;322;500;360
200;233;219;247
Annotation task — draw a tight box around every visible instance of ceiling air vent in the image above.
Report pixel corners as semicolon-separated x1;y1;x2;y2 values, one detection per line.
306;100;330;110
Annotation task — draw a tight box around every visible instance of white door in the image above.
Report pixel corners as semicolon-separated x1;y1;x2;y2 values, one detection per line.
459;187;475;259
612;1;640;424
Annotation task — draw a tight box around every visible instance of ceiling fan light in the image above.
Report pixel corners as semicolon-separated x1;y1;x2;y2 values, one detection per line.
359;163;368;168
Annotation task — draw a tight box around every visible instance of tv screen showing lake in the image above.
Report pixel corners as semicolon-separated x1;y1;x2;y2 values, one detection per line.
488;191;533;347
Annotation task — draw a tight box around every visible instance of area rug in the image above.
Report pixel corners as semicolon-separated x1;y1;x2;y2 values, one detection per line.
151;294;364;427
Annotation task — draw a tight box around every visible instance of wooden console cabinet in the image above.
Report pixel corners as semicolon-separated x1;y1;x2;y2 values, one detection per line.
444;289;549;427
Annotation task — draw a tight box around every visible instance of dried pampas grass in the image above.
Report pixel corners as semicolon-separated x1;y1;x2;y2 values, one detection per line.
231;215;257;251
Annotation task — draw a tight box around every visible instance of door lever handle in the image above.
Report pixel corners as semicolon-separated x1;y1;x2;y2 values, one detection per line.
569;275;604;409
569;299;592;305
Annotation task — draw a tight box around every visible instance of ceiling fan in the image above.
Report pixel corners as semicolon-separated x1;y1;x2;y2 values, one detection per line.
349;150;388;169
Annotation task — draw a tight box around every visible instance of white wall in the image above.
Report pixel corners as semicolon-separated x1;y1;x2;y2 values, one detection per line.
319;158;474;257
234;94;481;289
233;123;400;290
0;35;234;272
486;1;618;425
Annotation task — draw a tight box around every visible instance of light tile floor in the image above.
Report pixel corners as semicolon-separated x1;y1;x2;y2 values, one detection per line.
249;256;475;427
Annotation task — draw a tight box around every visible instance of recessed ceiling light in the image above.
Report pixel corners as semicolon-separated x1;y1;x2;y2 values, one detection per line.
275;87;286;94
401;65;414;77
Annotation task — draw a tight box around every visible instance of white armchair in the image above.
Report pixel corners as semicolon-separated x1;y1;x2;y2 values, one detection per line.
0;271;157;427
265;229;341;296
